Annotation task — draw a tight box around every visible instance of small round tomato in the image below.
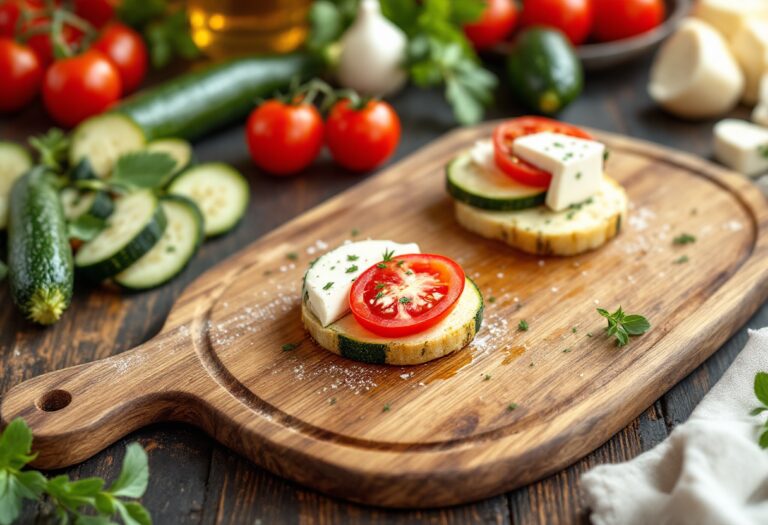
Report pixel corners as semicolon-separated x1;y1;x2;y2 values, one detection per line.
519;0;593;46
74;0;117;29
0;38;42;112
43;49;121;127
0;1;20;38
592;0;665;42
93;23;147;94
325;98;400;172
493;117;593;187
24;16;84;65
464;0;518;50
246;99;324;175
350;254;466;338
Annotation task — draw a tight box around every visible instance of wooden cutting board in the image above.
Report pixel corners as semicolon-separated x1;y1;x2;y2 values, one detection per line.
2;124;768;508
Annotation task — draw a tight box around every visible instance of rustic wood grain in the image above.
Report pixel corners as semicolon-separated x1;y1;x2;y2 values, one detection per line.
2;120;766;510
2;52;766;523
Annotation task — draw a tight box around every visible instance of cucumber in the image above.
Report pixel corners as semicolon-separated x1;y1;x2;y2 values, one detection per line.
8;167;74;325
302;279;484;366
146;138;193;179
115;195;204;290
0;142;32;230
75;190;167;281
168;163;248;237
60;188;114;221
70;113;146;178
113;53;318;141
507;28;583;115
446;152;546;211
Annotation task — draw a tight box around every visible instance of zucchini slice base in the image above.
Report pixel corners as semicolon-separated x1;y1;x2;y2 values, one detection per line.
70;114;146;178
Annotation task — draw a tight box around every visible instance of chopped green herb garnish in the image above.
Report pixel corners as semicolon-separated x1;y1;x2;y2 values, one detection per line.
405;270;413;275
563;348;572;353
399;297;412;304
488;296;496;303
375;282;386;289
587;332;593;338
483;373;491;381
673;233;696;245
351;228;359;237
673;255;690;264
375;291;384;300
596;307;650;347
376;263;387;269
572;327;577;333
518;320;529;331
286;252;298;261
382;249;395;262
281;343;299;351
345;265;359;273
347;254;359;261
165;245;176;253
566;211;576;220
382;403;391;412
507;403;518;411
575;172;582;180
554;142;564;148
396;260;405;267
329;397;337;405
323;282;333;291
308;257;319;268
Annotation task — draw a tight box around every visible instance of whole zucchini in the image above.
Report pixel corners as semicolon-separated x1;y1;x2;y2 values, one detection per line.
507;28;583;115
8;167;74;325
113;53;319;141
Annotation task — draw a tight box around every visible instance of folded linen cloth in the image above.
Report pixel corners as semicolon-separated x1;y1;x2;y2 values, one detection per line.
582;328;768;525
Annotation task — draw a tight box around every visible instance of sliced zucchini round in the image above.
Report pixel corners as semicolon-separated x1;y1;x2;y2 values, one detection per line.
0;142;32;230
70;114;146;178
75;190;167;281
446;152;546;211
146;139;193;181
302;278;484;366
168;163;249;237
115;195;204;291
60;188;114;221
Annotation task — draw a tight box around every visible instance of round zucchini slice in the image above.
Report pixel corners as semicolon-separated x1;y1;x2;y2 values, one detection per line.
70;114;146;178
60;188;114;221
146;138;194;181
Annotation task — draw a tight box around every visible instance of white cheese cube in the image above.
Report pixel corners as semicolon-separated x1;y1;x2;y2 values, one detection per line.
512;132;605;212
304;240;419;327
731;20;768;105
713;119;768;177
753;73;768;127
694;0;768;39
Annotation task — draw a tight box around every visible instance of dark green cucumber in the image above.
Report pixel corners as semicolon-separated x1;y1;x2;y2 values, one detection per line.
8;167;74;325
115;195;204;291
113;53;318;141
446;152;546;211
60;188;114;221
507;28;583;115
75;190;167;281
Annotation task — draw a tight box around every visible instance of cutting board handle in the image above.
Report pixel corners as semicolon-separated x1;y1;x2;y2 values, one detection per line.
0;326;211;469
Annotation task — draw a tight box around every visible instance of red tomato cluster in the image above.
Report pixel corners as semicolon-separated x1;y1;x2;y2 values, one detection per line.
464;0;665;48
0;0;147;127
246;98;401;175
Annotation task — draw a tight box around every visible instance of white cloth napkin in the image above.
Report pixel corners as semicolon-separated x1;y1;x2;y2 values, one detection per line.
582;328;768;525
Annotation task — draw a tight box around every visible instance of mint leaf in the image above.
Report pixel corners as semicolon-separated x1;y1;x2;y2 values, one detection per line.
622;315;651;336
117;500;152;525
755;372;768;407
597;307;650;347
0;419;36;470
112;151;176;189
109;443;149;498
29;129;69;171
0;471;44;525
68;214;107;242
750;406;768;416
760;430;768;449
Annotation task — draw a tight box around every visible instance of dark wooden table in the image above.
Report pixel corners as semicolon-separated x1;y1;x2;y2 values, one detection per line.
2;52;766;524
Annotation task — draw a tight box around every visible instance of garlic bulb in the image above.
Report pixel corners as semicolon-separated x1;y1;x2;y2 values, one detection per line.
337;0;408;97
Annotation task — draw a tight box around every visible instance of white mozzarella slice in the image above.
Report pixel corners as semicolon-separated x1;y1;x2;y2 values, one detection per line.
694;0;768;39
713;119;768;177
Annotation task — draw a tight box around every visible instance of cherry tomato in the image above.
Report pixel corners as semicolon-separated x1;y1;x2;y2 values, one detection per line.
43;49;121;127
493;117;593;187
24;16;84;65
326;99;400;172
93;23;147;94
592;0;665;42
349;254;466;338
74;0;117;29
246;100;324;175
0;38;42;112
0;1;20;37
519;0;593;46
464;0;518;50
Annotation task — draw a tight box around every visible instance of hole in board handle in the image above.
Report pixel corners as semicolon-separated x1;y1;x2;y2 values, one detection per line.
37;390;72;412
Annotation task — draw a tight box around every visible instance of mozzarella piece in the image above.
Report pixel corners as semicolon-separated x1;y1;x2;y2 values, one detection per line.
512;132;604;212
648;18;744;119
752;73;768;127
731;20;768;105
713;119;768;177
304;240;420;327
694;0;768;39
470;139;496;173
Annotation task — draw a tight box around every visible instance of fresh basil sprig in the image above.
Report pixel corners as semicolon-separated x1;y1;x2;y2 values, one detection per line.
750;372;768;449
597;306;650;347
0;418;151;525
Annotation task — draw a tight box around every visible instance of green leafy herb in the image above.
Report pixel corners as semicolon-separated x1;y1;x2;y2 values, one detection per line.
571;327;577;333
673;233;696;245
399;297;412;304
67;214;106;242
345;265;358;273
347;254;359;261
382;403;391;412
29;129;69;171
507;403;518;411
351;228;359;237
375;283;386;290
287;252;299;261
396;260;405;267
0;418;150;525
673;255;690;265
382;248;395;262
562;348;571;353
111;151;177;189
518;319;529;331
750;372;768;448
323;282;334;291
488;296;496;303
483;373;491;381
596;306;650;347
375;291;384;299
329;397;337;405
281;343;299;351
376;263;387;269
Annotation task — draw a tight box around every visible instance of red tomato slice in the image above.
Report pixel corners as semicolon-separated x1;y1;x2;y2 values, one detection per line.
492;116;593;188
349;254;466;338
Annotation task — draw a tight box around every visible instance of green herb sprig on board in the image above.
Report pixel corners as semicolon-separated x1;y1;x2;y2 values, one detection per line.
596;307;650;347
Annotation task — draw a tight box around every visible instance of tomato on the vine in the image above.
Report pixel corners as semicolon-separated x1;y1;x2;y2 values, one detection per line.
592;0;665;42
325;98;400;172
0;1;20;38
74;0;117;29
23;15;84;65
349;254;466;338
93;23;147;94
246;99;325;175
43;49;121;127
492;117;593;187
0;37;42;112
519;0;593;46
463;0;518;50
